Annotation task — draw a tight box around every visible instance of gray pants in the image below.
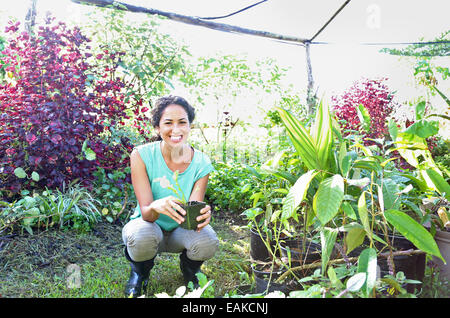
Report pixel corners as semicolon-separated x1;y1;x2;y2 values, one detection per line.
122;217;219;262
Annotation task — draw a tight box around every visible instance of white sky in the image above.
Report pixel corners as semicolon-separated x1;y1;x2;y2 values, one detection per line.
1;0;449;115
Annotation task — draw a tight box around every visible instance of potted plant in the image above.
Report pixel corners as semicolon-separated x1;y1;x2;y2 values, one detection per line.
273;100;445;296
420;171;450;281
155;171;205;231
387;99;450;282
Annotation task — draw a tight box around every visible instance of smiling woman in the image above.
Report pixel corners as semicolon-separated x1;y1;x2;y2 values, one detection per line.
121;95;219;297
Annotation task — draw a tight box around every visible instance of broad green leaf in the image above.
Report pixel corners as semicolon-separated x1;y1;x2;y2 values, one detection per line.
346;272;366;292
423;168;450;200
404;120;439;138
338;140;351;176
346;177;370;188
282;170;318;221
382;178;401;210
320;227;338;274
415;101;426;120
264;169;298;185
22;207;40;226
241;207;263;221
384;209;445;263
358;192;372;243
313;174;344;225
394;132;437;169
346;226;366;254
342;201;357;220
357;248;377;297
84;147;96;161
353;158;381;172
388;119;398;142
14;167;27;179
31;171;40;182
400;173;428;192
327;266;344;289
356;103;371;132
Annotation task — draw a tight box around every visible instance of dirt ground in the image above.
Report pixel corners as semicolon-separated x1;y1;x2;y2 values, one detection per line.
0;213;250;298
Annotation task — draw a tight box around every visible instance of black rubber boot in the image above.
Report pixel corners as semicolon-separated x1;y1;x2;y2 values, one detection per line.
179;249;204;288
124;247;155;298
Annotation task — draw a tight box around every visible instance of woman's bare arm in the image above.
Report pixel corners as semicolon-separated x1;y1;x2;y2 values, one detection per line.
130;148;185;223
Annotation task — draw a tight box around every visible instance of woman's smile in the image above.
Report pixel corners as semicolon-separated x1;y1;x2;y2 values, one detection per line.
170;135;183;143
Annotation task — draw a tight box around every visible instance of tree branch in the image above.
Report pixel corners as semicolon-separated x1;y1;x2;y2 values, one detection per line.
71;0;308;44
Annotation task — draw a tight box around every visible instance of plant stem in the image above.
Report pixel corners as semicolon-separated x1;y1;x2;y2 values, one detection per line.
275;249;425;283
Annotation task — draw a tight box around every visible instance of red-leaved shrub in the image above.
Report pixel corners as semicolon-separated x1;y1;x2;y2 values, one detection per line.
331;78;399;144
0;17;133;195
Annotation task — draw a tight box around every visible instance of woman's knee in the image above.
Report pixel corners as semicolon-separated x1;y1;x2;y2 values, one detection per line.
122;218;163;261
188;226;220;261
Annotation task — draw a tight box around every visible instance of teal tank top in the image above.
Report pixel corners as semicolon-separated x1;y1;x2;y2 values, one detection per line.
130;141;214;231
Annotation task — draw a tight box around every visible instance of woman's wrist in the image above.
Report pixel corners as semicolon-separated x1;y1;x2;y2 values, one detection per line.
142;204;159;222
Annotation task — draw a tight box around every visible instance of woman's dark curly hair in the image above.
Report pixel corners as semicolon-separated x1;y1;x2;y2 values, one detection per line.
149;95;196;141
151;95;195;128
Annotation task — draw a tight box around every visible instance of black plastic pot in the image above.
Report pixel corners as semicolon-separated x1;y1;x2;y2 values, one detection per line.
279;238;322;277
250;227;272;262
179;201;206;231
374;232;425;293
251;263;298;294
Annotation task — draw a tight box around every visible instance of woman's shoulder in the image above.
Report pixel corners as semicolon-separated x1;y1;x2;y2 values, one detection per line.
134;141;161;163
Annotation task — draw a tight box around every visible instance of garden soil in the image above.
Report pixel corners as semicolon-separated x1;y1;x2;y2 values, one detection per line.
0;213;249;298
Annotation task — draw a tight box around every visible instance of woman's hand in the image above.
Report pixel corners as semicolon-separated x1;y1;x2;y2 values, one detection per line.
144;196;186;224
196;205;212;232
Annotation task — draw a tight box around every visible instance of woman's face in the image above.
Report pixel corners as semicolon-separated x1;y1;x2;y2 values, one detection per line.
155;104;191;148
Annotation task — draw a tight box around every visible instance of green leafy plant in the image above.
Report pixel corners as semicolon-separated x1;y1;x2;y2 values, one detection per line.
269;98;446;297
92;167;134;223
0;184;101;234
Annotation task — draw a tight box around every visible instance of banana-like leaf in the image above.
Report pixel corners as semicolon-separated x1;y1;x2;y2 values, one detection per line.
384;209;445;263
276;101;333;171
313;174;344;225
276;107;318;170
311;100;334;171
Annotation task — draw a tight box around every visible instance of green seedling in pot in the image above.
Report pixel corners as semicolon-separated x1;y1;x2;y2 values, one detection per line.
154;171;205;231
